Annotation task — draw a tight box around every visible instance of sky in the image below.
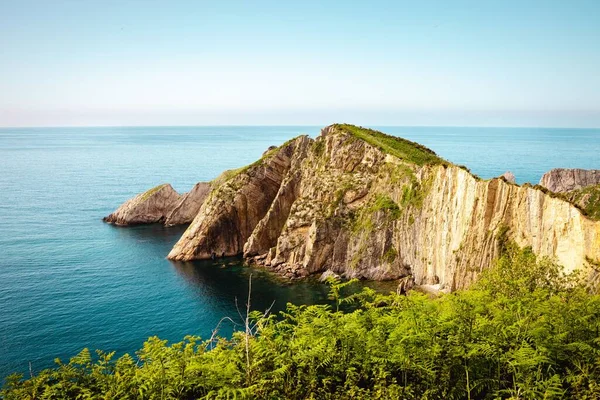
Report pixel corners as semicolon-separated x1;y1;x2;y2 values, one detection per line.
0;0;599;127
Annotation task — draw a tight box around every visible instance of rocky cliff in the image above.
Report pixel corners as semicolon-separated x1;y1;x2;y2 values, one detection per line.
104;182;210;226
562;184;600;221
540;168;600;192
103;184;181;225
165;182;211;226
166;124;600;290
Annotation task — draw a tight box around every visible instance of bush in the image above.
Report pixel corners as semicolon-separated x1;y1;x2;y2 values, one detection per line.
3;248;600;399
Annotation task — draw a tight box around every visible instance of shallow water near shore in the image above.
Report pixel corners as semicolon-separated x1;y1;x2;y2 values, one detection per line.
1;125;599;379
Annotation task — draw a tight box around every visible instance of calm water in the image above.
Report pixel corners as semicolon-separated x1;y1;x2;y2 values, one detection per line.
1;125;599;379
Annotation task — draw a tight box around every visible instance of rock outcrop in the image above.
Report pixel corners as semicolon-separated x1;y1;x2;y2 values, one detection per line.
103;184;181;225
540;168;600;192
501;171;516;184
104;182;210;226
168;137;312;260
563;184;600;221
165;182;211;226
165;124;600;290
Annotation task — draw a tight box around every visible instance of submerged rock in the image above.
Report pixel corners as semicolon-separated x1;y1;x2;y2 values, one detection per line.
539;168;600;193
103;184;181;225
319;270;341;282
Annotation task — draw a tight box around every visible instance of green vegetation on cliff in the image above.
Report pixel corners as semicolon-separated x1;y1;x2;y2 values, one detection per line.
139;184;169;201
334;124;447;166
3;247;600;399
565;184;600;220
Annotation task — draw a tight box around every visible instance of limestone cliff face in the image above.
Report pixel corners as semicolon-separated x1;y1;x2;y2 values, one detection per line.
104;182;210;226
103;184;181;225
168;136;312;260
540;168;600;192
562;184;600;221
165;182;211;226
166;125;600;290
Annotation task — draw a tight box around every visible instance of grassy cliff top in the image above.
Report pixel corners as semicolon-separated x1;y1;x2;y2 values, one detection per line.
139;183;170;201
333;124;448;166
565;184;600;220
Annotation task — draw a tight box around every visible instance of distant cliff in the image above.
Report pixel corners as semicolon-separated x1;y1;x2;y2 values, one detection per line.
103;182;210;226
540;168;600;192
161;124;600;291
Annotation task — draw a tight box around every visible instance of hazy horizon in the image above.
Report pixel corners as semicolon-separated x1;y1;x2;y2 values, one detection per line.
1;0;599;128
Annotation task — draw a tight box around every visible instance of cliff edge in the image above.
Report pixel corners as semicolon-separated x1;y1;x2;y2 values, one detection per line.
165;124;600;290
540;168;600;192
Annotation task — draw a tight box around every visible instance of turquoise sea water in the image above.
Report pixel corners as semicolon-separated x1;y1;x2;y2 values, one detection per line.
1;125;599;379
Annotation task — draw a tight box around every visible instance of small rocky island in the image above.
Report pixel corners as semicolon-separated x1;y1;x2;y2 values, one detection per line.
105;124;600;291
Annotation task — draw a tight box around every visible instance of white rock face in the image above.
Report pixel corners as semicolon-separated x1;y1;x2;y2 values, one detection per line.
165;125;600;290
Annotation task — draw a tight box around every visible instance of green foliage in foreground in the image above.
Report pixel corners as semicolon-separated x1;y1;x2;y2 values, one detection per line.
3;248;600;399
334;124;447;166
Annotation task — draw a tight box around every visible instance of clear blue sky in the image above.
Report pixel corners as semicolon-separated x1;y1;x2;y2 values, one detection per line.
1;0;599;127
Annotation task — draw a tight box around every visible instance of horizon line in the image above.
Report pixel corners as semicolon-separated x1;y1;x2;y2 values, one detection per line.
1;123;599;130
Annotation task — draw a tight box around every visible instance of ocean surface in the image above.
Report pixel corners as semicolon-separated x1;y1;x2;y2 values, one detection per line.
1;125;599;379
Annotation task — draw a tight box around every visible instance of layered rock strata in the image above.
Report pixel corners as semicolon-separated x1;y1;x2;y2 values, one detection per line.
166;125;600;290
104;182;210;226
168;137;311;259
165;182;211;226
540;168;600;192
103;184;181;225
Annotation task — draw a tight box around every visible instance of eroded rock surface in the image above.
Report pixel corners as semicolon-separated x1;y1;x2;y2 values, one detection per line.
103;184;181;225
540;168;600;192
166;124;600;290
501;171;516;184
165;182;211;226
168;137;312;260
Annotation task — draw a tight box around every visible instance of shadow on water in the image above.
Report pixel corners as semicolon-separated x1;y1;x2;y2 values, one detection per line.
170;258;334;315
108;221;399;311
108;222;398;333
106;222;189;251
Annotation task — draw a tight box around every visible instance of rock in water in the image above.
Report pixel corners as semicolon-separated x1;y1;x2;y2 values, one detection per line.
165;182;211;226
319;270;341;282
539;168;600;192
501;171;516;184
103;184;181;225
168;137;309;260
166;124;600;290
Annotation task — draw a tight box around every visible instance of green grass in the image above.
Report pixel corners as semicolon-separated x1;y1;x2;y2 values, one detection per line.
332;124;447;166
370;194;402;219
565;184;600;220
351;194;401;235
528;183;600;221
139;184;168;201
382;246;397;263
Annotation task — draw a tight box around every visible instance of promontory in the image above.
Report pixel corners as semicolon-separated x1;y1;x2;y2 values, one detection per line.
105;124;600;291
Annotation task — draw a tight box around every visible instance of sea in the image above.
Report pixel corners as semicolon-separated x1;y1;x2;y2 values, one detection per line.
1;125;599;379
